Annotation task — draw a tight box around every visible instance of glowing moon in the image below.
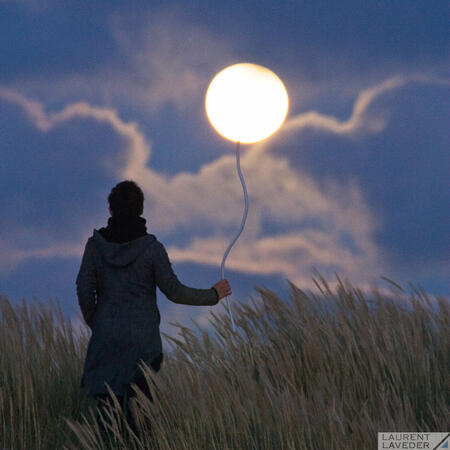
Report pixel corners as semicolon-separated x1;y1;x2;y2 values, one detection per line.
205;63;289;144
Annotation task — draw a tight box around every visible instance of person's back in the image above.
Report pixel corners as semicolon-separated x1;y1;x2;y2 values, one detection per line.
76;180;231;435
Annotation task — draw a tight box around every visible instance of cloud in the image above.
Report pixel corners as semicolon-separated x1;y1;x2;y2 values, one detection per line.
285;76;404;135
109;9;236;112
2;75;447;284
140;150;382;288
0;76;401;286
0;86;164;184
0;233;82;276
0;87;161;273
167;228;380;287
249;75;450;158
6;9;235;114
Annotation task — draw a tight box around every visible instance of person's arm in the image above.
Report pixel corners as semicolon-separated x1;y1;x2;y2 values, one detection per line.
76;238;98;328
152;241;219;306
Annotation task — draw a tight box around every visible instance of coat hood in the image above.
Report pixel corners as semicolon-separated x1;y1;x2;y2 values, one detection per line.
91;229;156;268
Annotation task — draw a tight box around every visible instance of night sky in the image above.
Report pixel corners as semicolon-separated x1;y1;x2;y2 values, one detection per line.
1;0;449;340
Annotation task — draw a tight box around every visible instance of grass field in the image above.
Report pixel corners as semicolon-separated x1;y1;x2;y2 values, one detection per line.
0;276;448;449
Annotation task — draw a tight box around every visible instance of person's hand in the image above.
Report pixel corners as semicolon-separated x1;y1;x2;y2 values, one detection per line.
213;279;232;300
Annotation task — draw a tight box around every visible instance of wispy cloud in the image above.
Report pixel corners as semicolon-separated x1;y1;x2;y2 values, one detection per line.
7;10;235;113
284;76;405;135
248;74;450;158
108;9;235;112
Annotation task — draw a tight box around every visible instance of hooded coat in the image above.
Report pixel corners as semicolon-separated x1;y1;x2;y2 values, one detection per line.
76;218;219;398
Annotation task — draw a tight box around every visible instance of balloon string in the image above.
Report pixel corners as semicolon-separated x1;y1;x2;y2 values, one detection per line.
220;141;248;333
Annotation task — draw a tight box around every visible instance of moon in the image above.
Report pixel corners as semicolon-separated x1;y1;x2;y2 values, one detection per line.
205;63;289;144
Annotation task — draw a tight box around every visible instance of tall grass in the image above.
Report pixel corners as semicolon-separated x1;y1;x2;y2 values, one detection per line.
0;295;90;449
0;276;448;449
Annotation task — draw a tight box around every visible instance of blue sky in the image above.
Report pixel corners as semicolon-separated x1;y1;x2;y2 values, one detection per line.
0;0;449;340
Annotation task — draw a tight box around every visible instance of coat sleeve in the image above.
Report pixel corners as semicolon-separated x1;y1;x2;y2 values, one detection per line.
76;238;98;328
152;241;219;306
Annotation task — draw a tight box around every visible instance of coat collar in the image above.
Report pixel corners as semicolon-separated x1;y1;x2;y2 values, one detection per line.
97;215;148;243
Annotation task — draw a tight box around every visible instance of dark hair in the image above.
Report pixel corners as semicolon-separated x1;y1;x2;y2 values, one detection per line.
108;180;144;217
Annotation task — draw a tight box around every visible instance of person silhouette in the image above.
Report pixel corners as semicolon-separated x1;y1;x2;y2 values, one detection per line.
76;180;231;437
